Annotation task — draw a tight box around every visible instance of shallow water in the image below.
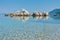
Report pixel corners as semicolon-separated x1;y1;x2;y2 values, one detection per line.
0;14;60;40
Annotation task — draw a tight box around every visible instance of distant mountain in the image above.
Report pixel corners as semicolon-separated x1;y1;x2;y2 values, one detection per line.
49;9;60;19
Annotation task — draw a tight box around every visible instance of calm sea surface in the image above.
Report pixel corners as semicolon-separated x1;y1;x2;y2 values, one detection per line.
0;13;60;40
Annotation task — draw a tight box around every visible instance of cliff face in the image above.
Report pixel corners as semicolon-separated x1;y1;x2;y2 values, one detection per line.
49;9;60;19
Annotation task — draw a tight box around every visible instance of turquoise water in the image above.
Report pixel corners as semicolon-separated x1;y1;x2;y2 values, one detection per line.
0;14;60;40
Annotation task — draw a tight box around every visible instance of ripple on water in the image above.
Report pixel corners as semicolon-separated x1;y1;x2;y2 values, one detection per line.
0;31;60;40
43;32;60;40
0;31;44;40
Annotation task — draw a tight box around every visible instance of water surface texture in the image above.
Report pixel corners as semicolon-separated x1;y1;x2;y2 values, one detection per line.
0;14;60;40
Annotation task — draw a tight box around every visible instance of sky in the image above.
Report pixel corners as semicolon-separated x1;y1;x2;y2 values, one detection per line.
0;0;60;13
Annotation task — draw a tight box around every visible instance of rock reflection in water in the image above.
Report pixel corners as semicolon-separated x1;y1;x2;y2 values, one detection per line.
5;15;49;22
11;16;30;22
33;16;49;20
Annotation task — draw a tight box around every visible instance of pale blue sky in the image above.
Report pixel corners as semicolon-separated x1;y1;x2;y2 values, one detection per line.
0;0;60;13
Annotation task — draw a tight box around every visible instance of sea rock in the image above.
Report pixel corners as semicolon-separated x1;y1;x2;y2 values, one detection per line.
49;9;60;19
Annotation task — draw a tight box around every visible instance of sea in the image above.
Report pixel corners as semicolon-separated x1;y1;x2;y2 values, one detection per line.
0;13;60;40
